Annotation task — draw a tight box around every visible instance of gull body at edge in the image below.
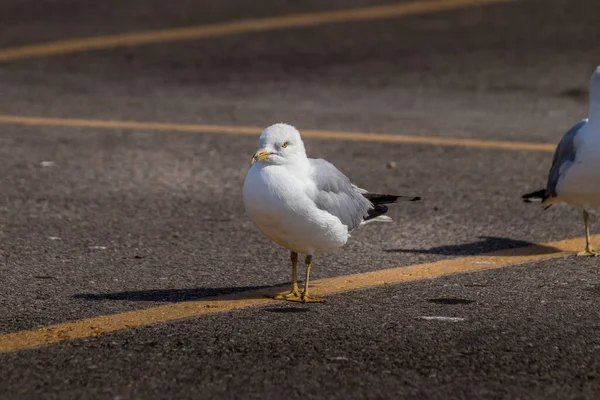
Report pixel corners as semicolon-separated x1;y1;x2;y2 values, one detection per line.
523;66;600;256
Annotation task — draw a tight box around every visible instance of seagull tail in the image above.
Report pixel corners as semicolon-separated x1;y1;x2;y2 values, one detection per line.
522;189;555;209
362;193;421;223
364;204;392;223
363;215;393;224
362;193;421;204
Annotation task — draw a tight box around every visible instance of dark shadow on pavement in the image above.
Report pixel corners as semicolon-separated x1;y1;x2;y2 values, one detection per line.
385;236;560;256
74;284;288;302
427;298;475;305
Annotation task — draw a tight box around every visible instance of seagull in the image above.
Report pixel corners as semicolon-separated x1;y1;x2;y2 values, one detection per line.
523;66;600;256
243;123;420;303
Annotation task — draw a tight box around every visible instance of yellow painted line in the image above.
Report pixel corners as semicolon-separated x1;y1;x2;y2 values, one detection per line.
0;235;592;353
0;0;517;62
0;115;555;152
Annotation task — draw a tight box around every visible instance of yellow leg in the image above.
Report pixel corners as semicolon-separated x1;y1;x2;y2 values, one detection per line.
273;252;302;300
577;210;600;256
299;255;324;303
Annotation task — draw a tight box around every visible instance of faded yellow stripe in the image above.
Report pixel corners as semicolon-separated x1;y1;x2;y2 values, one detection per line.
0;235;591;353
0;0;517;62
0;115;555;152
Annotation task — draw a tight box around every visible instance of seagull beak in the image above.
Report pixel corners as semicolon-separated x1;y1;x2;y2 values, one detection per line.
251;148;272;164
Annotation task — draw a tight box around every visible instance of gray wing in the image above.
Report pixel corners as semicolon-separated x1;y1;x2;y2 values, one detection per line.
308;159;372;231
546;119;587;197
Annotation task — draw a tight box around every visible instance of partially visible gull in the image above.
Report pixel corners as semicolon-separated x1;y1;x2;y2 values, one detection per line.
243;123;420;303
523;66;600;256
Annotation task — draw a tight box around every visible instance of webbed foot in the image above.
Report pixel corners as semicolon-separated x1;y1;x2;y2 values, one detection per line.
577;249;600;257
272;289;302;301
285;293;325;303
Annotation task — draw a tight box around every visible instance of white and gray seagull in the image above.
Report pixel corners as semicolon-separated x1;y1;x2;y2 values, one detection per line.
243;123;420;303
523;66;600;256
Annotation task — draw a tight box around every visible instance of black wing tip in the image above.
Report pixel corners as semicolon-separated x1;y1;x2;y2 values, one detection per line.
522;189;547;203
364;193;421;204
362;194;420;222
364;204;389;221
385;194;420;202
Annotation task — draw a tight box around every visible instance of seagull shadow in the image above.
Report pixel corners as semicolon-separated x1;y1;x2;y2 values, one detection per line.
385;236;560;256
73;284;288;302
427;298;475;305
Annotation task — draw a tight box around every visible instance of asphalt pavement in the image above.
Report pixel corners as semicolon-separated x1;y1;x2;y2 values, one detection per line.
2;0;600;398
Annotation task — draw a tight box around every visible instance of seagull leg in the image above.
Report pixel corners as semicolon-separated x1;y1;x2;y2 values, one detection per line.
577;210;600;256
273;251;302;300
299;255;324;303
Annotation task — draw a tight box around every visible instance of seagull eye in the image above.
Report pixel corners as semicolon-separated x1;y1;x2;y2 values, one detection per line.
282;142;289;148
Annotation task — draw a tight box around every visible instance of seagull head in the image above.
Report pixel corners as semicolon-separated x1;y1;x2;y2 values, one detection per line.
251;123;307;165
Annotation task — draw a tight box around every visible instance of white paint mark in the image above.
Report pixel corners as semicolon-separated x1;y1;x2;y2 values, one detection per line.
40;161;55;167
89;246;107;250
418;316;465;322
48;236;61;241
329;356;349;361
